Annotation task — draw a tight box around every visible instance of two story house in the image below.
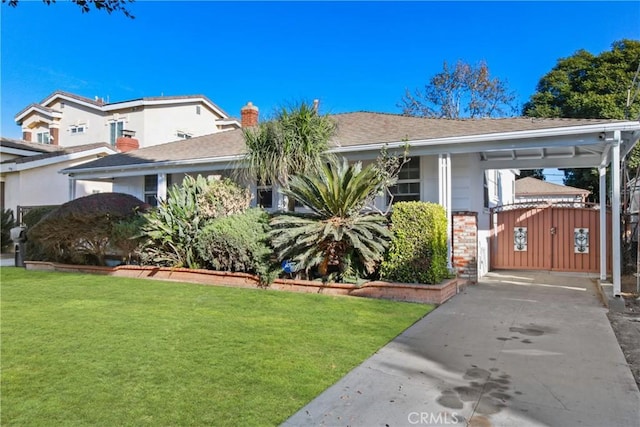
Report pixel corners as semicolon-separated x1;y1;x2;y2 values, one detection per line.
14;90;240;150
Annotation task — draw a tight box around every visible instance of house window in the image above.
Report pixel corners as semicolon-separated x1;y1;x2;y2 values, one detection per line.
144;175;158;207
257;185;273;209
36;132;50;144
196;106;201;115
388;157;420;204
177;131;192;139
70;125;86;134
109;120;125;146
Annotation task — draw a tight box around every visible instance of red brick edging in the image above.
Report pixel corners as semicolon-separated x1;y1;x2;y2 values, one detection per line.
24;261;464;305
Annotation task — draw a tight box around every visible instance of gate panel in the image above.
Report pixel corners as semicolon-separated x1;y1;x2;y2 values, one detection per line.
490;207;551;270
491;205;611;273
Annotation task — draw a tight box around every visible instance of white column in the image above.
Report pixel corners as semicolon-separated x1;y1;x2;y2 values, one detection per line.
599;166;607;281
438;154;453;269
68;177;77;201
157;173;167;202
612;131;621;296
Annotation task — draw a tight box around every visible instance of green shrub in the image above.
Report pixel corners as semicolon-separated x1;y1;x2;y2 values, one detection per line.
111;214;147;264
1;209;16;252
27;193;148;265
22;206;59;261
139;175;251;269
196;208;275;284
380;201;449;284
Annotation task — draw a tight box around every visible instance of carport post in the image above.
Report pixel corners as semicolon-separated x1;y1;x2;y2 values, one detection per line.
438;153;453;270
612;131;621;296
599;166;607;281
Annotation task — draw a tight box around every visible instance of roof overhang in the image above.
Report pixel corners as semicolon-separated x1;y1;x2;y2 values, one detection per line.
62;119;640;180
1;147;116;173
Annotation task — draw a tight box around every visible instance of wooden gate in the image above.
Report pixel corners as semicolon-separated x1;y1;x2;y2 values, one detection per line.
490;204;612;273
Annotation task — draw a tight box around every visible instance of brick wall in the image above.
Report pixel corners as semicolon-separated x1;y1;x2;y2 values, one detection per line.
452;211;478;284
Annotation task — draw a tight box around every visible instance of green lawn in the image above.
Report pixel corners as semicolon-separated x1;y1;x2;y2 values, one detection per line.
1;268;433;426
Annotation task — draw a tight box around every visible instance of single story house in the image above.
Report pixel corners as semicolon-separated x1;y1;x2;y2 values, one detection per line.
0;137;116;218
515;176;591;206
61;106;640;295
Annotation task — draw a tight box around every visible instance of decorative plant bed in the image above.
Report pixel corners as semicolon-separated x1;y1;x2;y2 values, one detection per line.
24;261;464;304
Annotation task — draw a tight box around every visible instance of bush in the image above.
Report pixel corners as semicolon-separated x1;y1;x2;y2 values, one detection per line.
1;209;16;253
111;215;147;264
139;175;251;269
380;201;449;284
22;206;59;261
196;208;274;284
28;193;148;265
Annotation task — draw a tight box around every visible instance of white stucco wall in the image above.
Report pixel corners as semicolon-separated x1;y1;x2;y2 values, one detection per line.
3;158;112;217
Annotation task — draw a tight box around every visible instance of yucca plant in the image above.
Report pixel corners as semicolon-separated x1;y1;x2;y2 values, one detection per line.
270;157;391;281
241;101;337;211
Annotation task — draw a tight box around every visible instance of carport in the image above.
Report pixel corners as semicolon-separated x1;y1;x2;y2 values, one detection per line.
476;123;640;296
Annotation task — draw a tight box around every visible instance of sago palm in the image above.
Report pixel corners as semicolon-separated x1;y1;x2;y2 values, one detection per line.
270;157;391;280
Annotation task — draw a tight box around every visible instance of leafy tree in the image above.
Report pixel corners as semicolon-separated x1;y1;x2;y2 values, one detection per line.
4;0;135;18
523;39;640;201
27;193;148;265
399;60;518;118
518;170;545;180
242;101;337;211
269;157;391;281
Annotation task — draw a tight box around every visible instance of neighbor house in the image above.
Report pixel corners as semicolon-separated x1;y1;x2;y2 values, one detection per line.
515;176;591;206
61;105;640;290
14;90;240;150
0;137;116;219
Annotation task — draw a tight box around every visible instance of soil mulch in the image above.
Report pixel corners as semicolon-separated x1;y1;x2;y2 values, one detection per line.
607;276;640;389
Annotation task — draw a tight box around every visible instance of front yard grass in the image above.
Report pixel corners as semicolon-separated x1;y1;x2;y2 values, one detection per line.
1;268;433;426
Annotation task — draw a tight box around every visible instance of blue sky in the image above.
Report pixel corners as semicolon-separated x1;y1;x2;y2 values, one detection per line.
2;1;639;182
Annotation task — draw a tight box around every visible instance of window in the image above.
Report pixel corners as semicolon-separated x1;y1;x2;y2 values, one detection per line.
177;131;192;139
388;157;420;204
144;175;158;207
36;132;50;144
257;185;273;209
109;120;125;146
196;105;201;115
70;125;86;134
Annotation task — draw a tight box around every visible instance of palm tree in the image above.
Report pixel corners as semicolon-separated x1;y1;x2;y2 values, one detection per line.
242;101;336;211
270;157;391;281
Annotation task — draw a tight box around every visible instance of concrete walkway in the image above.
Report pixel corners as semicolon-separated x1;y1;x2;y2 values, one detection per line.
283;271;640;427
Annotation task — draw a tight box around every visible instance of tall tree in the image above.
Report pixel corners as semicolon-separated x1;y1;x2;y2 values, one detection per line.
4;0;135;18
242;101;337;211
518;170;546;180
399;60;517;118
523;39;640;201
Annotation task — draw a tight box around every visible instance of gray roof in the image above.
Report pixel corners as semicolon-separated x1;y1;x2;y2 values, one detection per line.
515;177;590;196
1;137;64;154
62;112;630;173
1;141;114;165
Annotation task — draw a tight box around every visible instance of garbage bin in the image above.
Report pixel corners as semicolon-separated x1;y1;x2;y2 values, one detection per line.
10;226;27;268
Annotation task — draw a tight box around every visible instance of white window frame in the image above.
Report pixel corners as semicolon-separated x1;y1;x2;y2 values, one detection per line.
69;124;87;135
388;157;421;206
36;131;50;144
109;120;125;146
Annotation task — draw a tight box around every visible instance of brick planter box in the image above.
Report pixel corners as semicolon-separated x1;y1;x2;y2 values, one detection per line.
24;261;464;305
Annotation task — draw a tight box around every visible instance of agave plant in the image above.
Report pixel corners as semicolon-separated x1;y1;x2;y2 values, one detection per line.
270;157;391;280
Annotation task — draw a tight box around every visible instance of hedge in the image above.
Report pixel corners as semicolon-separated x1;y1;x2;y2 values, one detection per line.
380;201;449;284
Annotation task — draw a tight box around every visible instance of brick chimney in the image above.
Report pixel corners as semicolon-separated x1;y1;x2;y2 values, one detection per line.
116;129;139;152
241;102;259;127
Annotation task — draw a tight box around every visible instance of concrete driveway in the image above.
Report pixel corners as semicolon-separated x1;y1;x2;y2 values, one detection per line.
283;271;640;427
